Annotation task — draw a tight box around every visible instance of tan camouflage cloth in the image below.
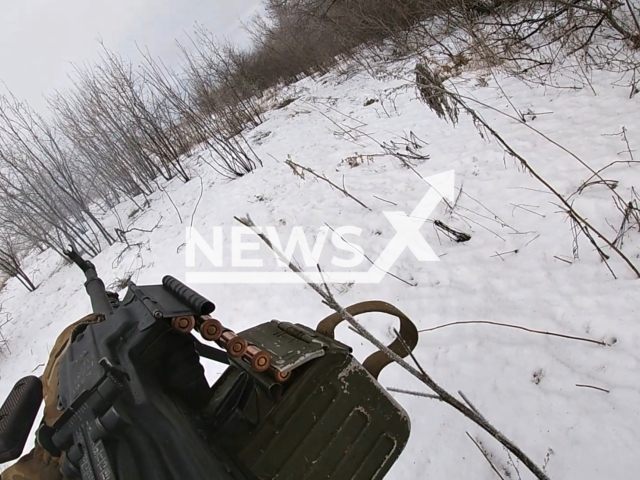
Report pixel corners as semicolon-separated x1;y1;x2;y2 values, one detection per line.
1;313;104;480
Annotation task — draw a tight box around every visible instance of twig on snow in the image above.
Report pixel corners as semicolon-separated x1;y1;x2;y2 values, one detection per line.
575;383;610;393
621;126;635;161
419;320;610;346
387;387;440;400
285;157;372;210
459;390;487;421
467;432;508;480
115;218;163;245
576;179;619;194
554;255;573;264
31;363;44;372
491;249;519;259
612;197;640;248
156;182;183;224
324;222;416;286
414;72;640;278
510;203;545;218
525;234;540;247
190;175;205;230
573;161;640;198
373;195;398;206
433;220;472;242
564;208;617;279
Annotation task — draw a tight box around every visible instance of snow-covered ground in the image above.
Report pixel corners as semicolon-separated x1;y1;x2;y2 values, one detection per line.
1;53;639;479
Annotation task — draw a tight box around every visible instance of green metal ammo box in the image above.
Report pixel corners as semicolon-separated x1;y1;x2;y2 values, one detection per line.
206;320;411;480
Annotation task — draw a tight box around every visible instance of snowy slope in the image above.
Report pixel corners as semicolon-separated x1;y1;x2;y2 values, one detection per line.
1;54;639;479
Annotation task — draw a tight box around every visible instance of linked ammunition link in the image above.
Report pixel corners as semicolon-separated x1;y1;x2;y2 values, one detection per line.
271;368;291;383
193;316;287;381
171;315;196;333
245;345;271;372
196;317;223;341
220;330;247;358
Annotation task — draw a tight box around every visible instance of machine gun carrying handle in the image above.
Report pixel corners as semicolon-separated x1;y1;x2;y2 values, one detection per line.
0;376;43;464
162;276;215;315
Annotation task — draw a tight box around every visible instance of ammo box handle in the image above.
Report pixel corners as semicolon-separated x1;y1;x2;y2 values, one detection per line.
315;301;418;379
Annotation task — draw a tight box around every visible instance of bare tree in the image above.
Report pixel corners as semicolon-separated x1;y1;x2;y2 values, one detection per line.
0;231;37;292
138;47;262;179
0;91;115;257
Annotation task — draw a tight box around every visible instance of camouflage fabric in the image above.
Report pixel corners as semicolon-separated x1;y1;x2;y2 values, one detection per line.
1;447;63;480
1;313;104;480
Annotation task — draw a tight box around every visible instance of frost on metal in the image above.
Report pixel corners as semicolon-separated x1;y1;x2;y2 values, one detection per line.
336;360;410;428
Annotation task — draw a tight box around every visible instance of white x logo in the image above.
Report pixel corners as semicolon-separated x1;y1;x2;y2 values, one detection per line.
368;170;454;281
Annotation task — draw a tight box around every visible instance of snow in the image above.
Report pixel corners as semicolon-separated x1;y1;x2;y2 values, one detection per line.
1;51;639;480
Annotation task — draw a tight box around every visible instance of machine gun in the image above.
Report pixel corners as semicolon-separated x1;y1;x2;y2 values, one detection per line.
0;248;418;480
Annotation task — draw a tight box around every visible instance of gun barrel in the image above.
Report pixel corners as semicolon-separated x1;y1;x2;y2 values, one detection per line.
84;269;113;315
65;248;113;315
